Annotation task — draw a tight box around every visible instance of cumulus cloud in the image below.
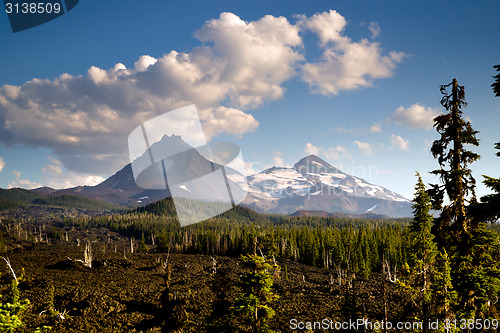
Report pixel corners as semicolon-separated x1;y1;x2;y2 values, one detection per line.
303;143;351;160
0;12;302;175
304;142;321;156
370;123;382;133
272;151;287;167
195;13;303;108
39;156;105;189
0;156;4;173
0;10;404;180
354;140;374;156
390;134;410;151
368;22;381;38
6;156;105;190
298;10;405;95
297;10;347;45
390;103;440;130
324;146;352;160
8;170;42;189
200;106;259;140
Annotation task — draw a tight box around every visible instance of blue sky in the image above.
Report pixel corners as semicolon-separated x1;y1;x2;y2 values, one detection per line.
0;0;499;200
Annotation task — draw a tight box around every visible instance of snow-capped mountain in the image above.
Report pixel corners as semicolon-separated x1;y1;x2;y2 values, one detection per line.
36;134;246;207
35;136;412;217
240;155;412;217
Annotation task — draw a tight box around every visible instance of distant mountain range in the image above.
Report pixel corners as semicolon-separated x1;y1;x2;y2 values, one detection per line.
32;135;412;217
240;155;411;217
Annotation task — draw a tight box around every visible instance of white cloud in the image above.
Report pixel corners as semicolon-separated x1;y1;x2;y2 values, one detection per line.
390;103;440;130
390;134;410;151
272;151;287;167
304;142;321;156
323;146;352;160
304;142;351;160
243;161;260;176
370;123;382;133
6;157;105;190
297;10;347;45
368;22;381;38
195;12;304;108
41;157;105;189
298;10;405;95
8;170;42;189
0;157;4;173
42;164;63;176
0;12;302;176
48;155;62;166
200;106;259;140
43;172;105;190
354;140;374;156
0;10;404;180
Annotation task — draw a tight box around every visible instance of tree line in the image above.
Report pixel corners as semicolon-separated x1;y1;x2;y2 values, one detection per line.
59;67;500;331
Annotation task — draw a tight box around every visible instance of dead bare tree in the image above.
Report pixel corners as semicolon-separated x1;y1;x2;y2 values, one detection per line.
258;247;266;260
210;256;217;274
1;257;18;282
334;263;345;286
83;241;92;268
382;257;397;283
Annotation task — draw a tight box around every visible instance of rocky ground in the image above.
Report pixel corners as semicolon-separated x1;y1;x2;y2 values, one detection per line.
0;208;406;332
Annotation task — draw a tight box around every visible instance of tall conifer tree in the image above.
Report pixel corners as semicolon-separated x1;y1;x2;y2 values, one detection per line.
428;78;500;318
398;173;438;331
473;143;500;222
429;78;480;246
473;66;500;221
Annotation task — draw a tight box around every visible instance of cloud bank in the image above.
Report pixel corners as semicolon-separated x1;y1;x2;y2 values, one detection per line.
0;10;404;185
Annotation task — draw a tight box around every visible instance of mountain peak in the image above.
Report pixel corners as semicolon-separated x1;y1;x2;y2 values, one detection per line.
243;153;411;217
261;166;289;174
296;154;330;164
293;155;342;175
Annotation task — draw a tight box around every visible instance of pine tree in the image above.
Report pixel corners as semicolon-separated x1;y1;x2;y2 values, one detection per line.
454;224;500;318
398;174;438;331
429;78;480;246
492;64;500;97
472;143;500;222
472;65;500;221
428;78;500;318
232;254;279;333
0;280;30;332
433;249;457;323
472;66;500;221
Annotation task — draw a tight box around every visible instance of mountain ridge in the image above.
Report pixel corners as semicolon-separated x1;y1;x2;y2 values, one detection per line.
241;154;411;217
26;137;412;217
